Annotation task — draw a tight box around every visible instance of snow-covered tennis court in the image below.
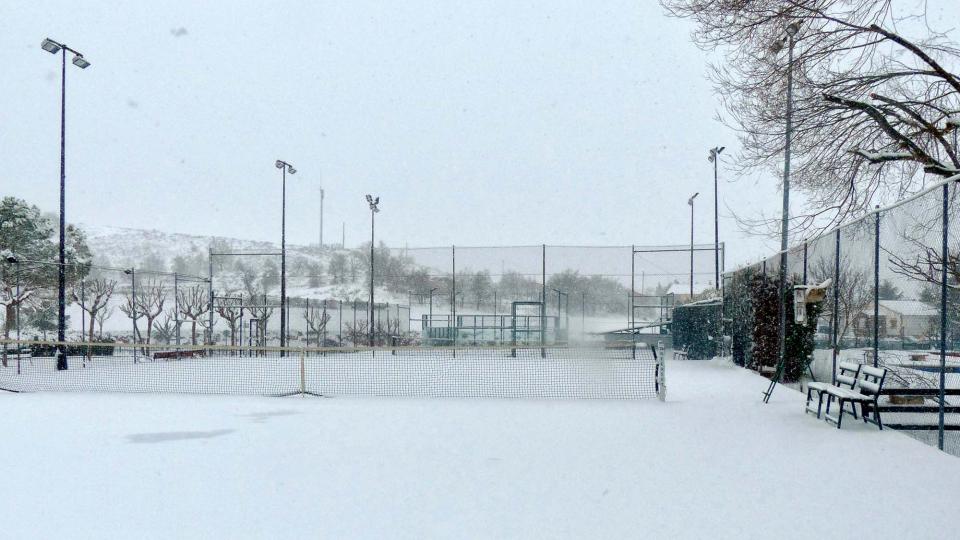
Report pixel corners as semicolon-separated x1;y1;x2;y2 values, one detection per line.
3;358;957;539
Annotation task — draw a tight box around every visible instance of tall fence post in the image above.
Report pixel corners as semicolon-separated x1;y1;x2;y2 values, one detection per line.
939;183;948;451
631;245;636;359
873;207;880;368
832;229;840;385
208;247;214;345
452;245;457;355
541;244;546;358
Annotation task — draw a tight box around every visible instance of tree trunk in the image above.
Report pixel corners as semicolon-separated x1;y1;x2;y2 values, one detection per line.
2;303;13;368
87;308;97;362
191;321;197;345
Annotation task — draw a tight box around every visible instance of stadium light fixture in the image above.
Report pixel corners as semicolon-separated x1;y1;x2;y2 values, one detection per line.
42;37;91;372
275;159;296;354
41;38;62;54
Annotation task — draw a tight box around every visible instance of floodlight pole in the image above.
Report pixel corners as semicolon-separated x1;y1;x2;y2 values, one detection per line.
366;195;380;347
370;208;375;346
688;193;699;299
764;21;800;404
276;159;296;355
775;27;797;403
42;38;89;371
709;146;724;290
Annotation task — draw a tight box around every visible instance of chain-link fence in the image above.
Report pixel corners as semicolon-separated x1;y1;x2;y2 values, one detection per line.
724;179;960;455
3;240;721;358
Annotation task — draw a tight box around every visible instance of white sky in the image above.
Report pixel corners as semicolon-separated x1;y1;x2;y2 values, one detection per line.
1;1;956;270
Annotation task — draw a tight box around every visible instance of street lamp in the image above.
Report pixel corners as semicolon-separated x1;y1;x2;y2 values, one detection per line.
766;21;801;403
42;37;90;372
275;159;296;354
123;268;137;364
708;146;725;290
366;194;380;347
688;192;699;298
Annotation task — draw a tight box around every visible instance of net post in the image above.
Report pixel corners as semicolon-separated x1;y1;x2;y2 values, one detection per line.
657;340;666;401
299;348;306;396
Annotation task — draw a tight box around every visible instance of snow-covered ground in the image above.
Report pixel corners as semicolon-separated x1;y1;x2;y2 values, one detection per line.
3;358;958;539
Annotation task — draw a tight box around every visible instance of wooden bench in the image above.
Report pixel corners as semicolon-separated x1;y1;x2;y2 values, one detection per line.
823;365;888;429
673;349;689;361
153;349;205;361
805;362;860;419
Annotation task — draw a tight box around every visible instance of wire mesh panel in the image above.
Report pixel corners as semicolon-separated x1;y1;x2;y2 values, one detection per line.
876;187;956;450
946;181;960;455
388;246;455;345
805;233;838;384
545;245;632;341
633;243;720;298
449;246;546;346
835;218;876;363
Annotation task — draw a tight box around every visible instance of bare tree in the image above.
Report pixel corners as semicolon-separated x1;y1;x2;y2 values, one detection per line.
303;301;332;346
153;308;177;345
118;285;144;346
177;284;209;345
663;0;960;236
245;288;274;347
95;305;114;338
71;278;117;361
809;255;872;345
343;320;368;347
215;293;243;346
135;279;166;347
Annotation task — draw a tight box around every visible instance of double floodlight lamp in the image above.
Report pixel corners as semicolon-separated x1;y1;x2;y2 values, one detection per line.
708;146;725;162
688;192;699;206
275;160;296;174
768;21;802;54
41;38;90;68
366;194;380;213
